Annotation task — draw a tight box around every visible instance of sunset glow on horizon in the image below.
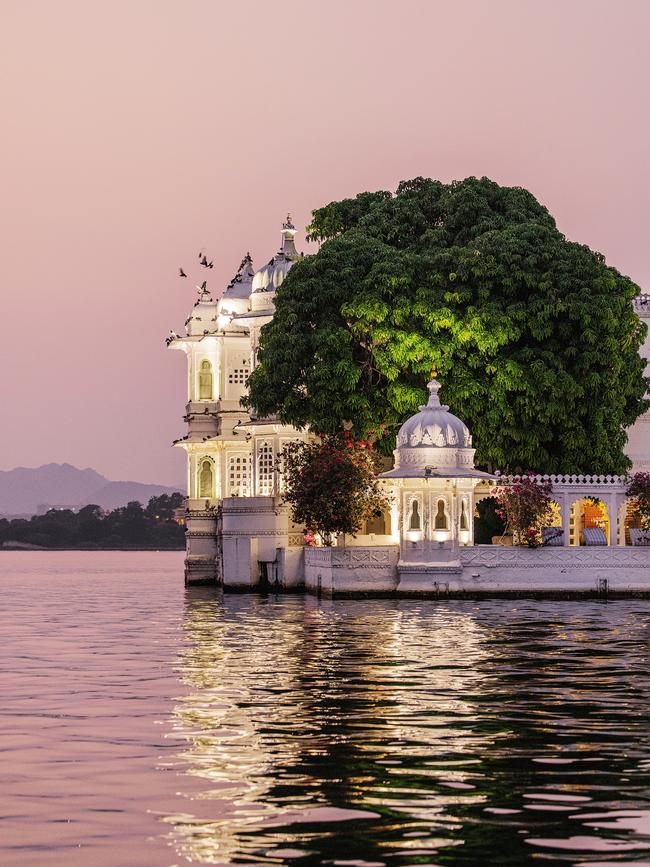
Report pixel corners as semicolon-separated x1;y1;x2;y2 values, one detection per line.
1;0;648;486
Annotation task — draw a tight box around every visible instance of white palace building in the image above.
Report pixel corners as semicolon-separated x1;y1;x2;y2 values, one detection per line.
168;220;650;597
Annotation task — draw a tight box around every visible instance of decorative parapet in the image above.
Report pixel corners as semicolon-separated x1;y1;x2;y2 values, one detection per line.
305;546;399;570
497;473;629;488
460;546;650;568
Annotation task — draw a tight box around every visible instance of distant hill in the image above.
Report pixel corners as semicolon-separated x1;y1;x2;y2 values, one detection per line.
0;463;182;516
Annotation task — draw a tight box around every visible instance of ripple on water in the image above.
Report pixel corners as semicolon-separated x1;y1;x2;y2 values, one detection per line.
2;553;650;866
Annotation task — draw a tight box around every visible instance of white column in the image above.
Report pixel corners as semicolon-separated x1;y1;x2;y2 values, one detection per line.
187;351;194;401
602;494;614;545
616;494;627;546
561;493;571;546
216;337;223;401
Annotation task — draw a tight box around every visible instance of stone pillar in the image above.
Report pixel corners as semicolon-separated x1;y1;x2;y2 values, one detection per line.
616;495;627;546
602;494;614;545
561;493;571;546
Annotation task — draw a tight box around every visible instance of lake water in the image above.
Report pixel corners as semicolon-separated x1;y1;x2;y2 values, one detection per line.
2;552;650;866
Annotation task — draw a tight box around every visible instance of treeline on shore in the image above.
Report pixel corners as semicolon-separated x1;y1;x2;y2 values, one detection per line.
0;494;186;550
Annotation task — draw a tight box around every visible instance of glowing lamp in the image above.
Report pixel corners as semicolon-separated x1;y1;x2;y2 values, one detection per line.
406;529;423;543
433;529;450;543
459;529;471;546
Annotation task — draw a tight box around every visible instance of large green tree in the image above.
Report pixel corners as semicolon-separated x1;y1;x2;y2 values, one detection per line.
246;177;648;473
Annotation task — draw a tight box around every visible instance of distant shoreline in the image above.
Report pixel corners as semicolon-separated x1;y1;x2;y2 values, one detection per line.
1;545;184;552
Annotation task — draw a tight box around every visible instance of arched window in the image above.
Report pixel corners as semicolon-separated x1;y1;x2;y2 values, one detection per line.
434;499;448;530
198;459;214;499
460;498;469;531
198;360;213;400
408;500;421;531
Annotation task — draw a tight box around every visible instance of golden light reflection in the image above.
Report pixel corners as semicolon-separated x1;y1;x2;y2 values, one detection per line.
161;594;504;864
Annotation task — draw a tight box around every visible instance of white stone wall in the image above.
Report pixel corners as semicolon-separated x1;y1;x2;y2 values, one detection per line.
303;544;650;596
457;546;650;594
304;546;400;596
221;496;303;589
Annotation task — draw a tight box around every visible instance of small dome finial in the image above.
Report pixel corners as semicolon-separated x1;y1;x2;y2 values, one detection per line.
425;377;444;410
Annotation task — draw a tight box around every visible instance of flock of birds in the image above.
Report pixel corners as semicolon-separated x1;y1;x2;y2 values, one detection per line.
167;250;217;344
179;250;214;279
175;249;215;295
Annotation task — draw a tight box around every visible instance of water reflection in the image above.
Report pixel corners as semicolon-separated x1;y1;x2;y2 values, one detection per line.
165;593;650;865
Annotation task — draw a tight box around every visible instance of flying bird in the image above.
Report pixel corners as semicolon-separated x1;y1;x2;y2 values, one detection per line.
200;255;209;267
208;261;213;269
179;267;187;277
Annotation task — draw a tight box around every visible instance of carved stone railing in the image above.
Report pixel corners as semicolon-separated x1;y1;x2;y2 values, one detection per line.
305;546;399;569
460;546;650;568
497;473;629;488
633;293;650;313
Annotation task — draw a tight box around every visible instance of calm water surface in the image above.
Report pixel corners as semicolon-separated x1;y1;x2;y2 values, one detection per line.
2;553;650;866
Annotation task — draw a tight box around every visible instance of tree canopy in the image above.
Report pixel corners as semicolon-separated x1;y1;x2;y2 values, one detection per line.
0;493;185;549
246;177;648;474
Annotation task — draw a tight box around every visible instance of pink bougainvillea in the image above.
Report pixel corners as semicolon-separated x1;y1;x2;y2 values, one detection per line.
493;473;553;547
280;434;391;546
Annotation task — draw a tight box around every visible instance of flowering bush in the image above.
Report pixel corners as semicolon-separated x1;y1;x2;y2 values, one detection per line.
626;472;650;530
493;473;553;547
279;434;391;546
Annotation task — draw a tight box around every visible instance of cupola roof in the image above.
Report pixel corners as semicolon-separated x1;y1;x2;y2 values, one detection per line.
381;377;491;479
251;215;301;294
185;282;218;336
397;378;471;450
223;252;255;300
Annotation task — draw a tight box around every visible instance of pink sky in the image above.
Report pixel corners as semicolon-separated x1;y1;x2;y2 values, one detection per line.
0;0;648;487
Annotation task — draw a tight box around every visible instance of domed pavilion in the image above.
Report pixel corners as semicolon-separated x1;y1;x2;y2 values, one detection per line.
380;376;493;582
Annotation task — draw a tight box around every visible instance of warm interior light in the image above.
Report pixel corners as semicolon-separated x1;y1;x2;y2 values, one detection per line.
433;529;450;543
459;529;470;545
406;529;422;543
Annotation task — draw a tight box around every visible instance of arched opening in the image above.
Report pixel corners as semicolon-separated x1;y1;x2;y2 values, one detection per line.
473;496;506;545
459;499;469;531
540;500;564;546
364;507;392;536
623;498;646;545
198;458;214;499
569;498;610;545
408;500;421;531
432;497;450;542
198;360;213;400
458;497;471;545
434;499;449;530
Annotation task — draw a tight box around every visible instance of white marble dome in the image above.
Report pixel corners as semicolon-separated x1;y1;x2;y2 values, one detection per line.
186;286;218;336
223;252;255;301
382;378;490;479
397;379;471;449
251;217;300;295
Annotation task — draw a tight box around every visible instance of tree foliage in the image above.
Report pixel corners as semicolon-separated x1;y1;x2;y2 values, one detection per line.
246;177;648;474
626;471;650;530
279;435;390;545
0;493;185;549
